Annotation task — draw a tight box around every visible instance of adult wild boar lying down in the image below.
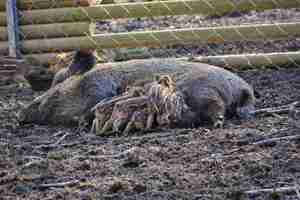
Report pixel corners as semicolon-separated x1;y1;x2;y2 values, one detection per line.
18;58;255;128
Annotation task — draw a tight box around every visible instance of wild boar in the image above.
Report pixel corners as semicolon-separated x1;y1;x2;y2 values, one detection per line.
19;58;255;128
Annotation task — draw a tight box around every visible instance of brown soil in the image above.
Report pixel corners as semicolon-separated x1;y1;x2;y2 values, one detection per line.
1;66;300;200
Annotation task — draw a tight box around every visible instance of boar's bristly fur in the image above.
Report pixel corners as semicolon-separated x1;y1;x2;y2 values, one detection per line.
19;58;255;127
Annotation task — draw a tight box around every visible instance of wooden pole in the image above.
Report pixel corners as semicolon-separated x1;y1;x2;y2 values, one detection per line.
6;0;21;58
0;0;300;26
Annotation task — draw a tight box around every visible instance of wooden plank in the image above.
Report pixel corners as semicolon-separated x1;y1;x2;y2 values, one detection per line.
0;0;300;26
0;0;92;11
20;22;90;39
0;22;90;41
17;22;300;53
183;51;300;69
6;0;21;58
23;51;300;70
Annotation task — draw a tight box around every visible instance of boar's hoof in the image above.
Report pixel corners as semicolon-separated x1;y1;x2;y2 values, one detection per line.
213;115;224;128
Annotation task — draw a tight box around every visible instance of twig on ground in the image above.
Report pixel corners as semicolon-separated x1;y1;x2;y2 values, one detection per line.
244;186;300;195
85;129;177;145
253;107;289;115
72;146;145;161
72;153;124;161
84;128;207;147
199;148;249;163
253;101;299;116
53;131;65;137
252;135;300;146
53;132;71;146
35;141;83;150
112;128;196;143
58;141;83;147
23;155;44;160
38;180;80;188
270;113;284;118
21;159;46;170
35;132;80;150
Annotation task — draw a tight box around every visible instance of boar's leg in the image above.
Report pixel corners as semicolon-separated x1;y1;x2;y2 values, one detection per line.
99;118;114;135
236;89;256;120
122;114;141;136
91;116;105;134
90;118;97;134
113;118;129;133
123;110;149;135
123;110;141;135
185;87;226;128
123;121;134;135
205;98;226;128
213;115;224;128
146;113;155;130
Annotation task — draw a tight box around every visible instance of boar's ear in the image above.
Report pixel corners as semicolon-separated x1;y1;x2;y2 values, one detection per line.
154;74;160;82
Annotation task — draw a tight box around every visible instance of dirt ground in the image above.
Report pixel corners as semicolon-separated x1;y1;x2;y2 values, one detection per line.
1;7;300;200
0;65;300;200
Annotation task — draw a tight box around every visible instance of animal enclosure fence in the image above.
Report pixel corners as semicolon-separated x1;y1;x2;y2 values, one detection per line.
1;0;300;69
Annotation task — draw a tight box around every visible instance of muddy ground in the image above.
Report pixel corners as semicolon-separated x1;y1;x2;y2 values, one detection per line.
1;7;300;200
1;66;300;200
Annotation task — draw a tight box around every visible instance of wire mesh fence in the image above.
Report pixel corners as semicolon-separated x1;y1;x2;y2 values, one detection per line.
1;1;300;200
2;0;300;67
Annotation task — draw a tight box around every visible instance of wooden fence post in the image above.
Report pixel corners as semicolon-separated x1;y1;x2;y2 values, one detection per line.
6;0;21;58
